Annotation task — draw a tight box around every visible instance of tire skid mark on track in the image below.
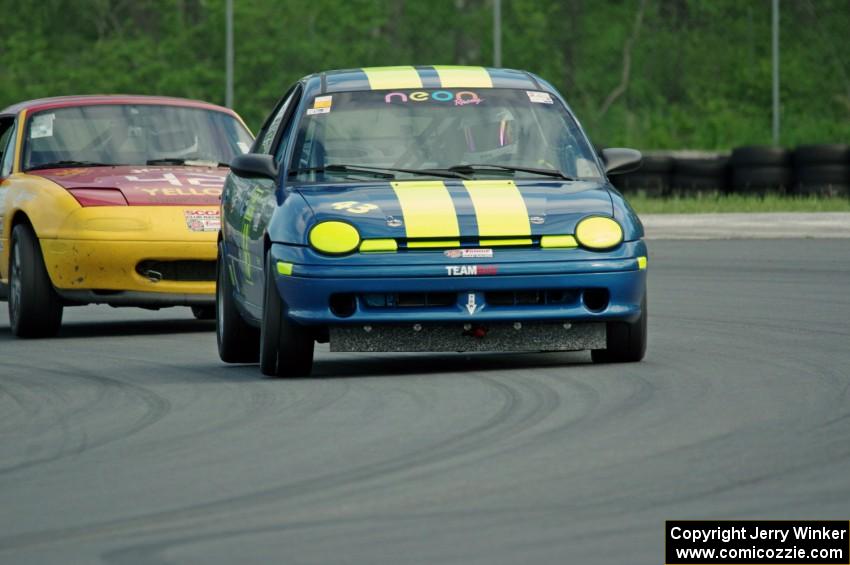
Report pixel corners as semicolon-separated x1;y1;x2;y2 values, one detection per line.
0;372;551;552
0;360;171;477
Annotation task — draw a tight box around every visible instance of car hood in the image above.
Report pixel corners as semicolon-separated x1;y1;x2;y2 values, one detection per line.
294;179;614;240
29;165;227;206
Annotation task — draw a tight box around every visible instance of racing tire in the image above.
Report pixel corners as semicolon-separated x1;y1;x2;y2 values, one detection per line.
591;292;647;363
216;242;260;363
259;253;314;377
792;144;849;166
730;145;789;167
191;305;216;320
731;166;792;193
8;224;63;338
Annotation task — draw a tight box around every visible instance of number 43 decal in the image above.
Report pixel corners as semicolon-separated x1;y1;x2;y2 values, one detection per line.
331;201;378;214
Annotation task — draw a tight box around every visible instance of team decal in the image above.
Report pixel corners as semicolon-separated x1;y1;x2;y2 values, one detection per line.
184;209;221;232
444;265;497;276
331;200;378;214
384;90;483;106
444;248;493;259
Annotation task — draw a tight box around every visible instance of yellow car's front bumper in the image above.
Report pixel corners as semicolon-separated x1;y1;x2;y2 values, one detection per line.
40;206;219;304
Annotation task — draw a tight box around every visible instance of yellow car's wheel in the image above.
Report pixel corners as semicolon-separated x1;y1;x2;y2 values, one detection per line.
9;224;63;338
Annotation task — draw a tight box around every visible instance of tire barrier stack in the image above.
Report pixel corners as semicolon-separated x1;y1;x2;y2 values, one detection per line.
792;145;850;197
614;144;849;196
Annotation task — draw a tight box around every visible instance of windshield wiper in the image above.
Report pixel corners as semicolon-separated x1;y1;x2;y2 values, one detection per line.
446;164;575;181
289;164;470;180
26;160;115;171
146;158;229;167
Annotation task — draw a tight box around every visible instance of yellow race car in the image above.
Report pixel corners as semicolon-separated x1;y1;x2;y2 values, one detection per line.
0;95;253;337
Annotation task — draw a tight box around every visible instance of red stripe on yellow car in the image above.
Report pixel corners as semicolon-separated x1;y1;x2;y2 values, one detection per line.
463;180;531;244
390;181;460;247
362;66;423;90
433;66;493;88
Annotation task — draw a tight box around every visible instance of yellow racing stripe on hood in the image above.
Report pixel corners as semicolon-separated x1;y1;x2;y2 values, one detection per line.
434;66;493;88
463;180;531;243
391;181;460;247
362;66;423;90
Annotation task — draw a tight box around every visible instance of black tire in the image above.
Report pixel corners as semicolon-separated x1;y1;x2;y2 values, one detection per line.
672;157;729;177
191;305;216;320
216;242;260;363
591;292;647;363
670;173;726;193
731;166;792;193
619;172;670;196
730;145;789;167
793;164;850;196
639;154;674;174
792;144;849;166
795;164;849;184
8;224;63;338
259;252;313;377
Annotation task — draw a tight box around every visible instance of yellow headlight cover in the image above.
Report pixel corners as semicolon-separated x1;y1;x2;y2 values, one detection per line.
309;221;361;255
575;216;624;250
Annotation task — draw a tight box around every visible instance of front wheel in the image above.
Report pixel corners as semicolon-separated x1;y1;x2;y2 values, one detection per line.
259;252;314;377
9;224;63;338
591;291;647;363
216;242;260;363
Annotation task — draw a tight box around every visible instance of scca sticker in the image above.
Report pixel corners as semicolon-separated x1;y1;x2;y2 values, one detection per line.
184;209;221;232
445;265;498;276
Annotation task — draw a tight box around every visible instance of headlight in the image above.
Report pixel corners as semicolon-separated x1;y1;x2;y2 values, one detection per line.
309;221;361;255
574;216;623;250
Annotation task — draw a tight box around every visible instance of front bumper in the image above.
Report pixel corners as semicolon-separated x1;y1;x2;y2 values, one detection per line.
41;239;216;297
269;241;647;326
37;205;219;301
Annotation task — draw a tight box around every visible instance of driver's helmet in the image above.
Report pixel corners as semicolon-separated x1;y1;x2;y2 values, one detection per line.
458;107;517;163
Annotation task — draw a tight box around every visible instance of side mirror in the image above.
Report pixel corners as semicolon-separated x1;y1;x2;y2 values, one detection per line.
601;148;642;175
230;153;278;180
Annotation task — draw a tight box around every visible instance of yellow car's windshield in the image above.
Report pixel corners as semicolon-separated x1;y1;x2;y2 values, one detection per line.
23;104;252;170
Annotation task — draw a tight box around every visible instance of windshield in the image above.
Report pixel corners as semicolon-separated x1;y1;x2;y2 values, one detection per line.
289;88;602;182
22;104;252;170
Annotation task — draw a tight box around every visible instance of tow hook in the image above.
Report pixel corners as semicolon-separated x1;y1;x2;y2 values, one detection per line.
144;270;163;283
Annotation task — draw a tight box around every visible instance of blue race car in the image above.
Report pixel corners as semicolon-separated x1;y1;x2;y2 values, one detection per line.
218;66;647;377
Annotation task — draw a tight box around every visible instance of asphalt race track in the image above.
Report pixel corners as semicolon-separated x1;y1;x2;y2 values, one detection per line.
1;240;849;565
